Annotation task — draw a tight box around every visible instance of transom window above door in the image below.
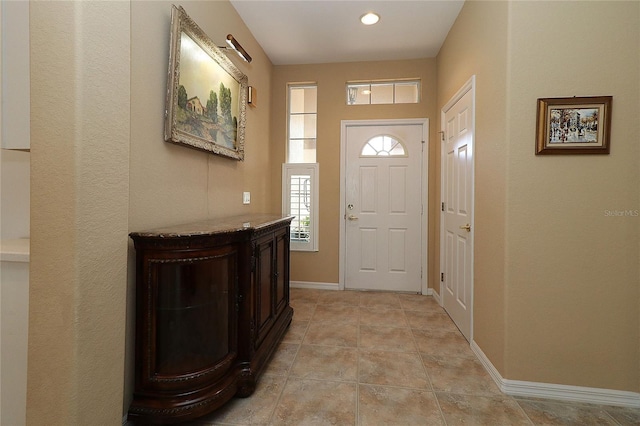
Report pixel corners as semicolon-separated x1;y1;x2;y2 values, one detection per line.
346;79;420;105
361;135;407;157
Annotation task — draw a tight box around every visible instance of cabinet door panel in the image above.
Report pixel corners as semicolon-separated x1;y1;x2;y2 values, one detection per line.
258;243;273;326
154;256;232;375
144;246;238;390
255;236;275;345
275;230;289;314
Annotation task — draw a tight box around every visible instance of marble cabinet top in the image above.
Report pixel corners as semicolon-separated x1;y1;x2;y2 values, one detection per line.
130;214;294;239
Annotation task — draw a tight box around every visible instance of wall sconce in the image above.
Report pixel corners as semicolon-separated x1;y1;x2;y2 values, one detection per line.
248;86;256;106
223;34;252;63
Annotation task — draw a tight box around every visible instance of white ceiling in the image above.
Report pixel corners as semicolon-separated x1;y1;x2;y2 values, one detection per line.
229;0;465;65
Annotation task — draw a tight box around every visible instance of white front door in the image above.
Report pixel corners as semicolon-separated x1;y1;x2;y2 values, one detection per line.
441;78;475;340
343;121;425;292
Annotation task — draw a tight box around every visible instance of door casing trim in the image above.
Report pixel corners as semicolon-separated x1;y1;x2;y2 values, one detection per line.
339;118;429;294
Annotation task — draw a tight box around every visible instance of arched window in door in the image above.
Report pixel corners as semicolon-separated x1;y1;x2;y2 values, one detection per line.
361;135;407;157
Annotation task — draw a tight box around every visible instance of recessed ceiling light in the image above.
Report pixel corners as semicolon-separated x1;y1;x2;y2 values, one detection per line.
360;12;380;26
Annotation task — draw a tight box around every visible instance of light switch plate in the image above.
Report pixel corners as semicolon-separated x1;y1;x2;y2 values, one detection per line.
243;192;250;204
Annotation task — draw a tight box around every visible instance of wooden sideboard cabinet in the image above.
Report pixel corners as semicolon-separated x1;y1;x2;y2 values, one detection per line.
128;215;294;424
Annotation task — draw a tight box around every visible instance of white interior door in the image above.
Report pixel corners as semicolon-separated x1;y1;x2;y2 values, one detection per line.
441;79;475;340
344;122;424;292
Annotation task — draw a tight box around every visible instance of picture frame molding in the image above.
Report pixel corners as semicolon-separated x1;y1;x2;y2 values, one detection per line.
164;5;248;160
535;96;612;155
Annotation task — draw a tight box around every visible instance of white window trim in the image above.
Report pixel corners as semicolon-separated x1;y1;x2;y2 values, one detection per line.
360;134;408;157
287;83;317;163
282;163;319;252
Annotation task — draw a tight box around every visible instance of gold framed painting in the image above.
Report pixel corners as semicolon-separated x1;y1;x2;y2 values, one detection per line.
165;5;247;160
536;96;612;155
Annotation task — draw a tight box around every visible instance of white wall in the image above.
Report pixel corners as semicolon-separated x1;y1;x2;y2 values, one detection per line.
1;150;30;240
0;149;30;425
1;258;29;426
1;2;31;424
1;0;31;239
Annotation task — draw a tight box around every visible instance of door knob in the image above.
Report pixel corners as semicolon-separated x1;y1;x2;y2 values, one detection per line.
459;224;471;232
348;215;359;221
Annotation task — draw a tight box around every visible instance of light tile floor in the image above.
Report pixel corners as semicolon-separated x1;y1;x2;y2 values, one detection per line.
192;288;639;425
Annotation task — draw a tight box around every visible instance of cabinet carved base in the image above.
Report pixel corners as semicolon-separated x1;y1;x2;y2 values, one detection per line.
128;377;239;424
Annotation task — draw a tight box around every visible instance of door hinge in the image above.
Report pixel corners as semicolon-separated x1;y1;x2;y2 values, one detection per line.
441;272;444;282
441;202;445;212
438;131;445;142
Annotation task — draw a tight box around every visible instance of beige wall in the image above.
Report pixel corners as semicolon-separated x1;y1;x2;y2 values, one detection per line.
25;2;639;424
28;1;131;424
28;0;274;423
127;0;274;413
438;0;639;392
129;0;273;233
270;59;439;287
504;1;639;392
436;0;510;375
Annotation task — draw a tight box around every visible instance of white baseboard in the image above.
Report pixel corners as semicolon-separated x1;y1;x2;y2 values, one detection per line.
292;282;442;295
290;281;340;291
429;288;441;304
470;341;640;408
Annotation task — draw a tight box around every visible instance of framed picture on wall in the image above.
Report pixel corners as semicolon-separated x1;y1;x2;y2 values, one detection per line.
536;96;612;155
164;5;248;160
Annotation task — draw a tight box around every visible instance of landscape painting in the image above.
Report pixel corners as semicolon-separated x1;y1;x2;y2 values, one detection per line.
165;6;247;160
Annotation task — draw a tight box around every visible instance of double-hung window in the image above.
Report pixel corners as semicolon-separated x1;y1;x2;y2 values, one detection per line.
283;84;319;251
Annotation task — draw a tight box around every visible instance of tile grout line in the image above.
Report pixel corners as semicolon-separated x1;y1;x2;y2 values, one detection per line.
355;303;361;426
404;299;450;426
284;290;640;425
267;296;316;425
